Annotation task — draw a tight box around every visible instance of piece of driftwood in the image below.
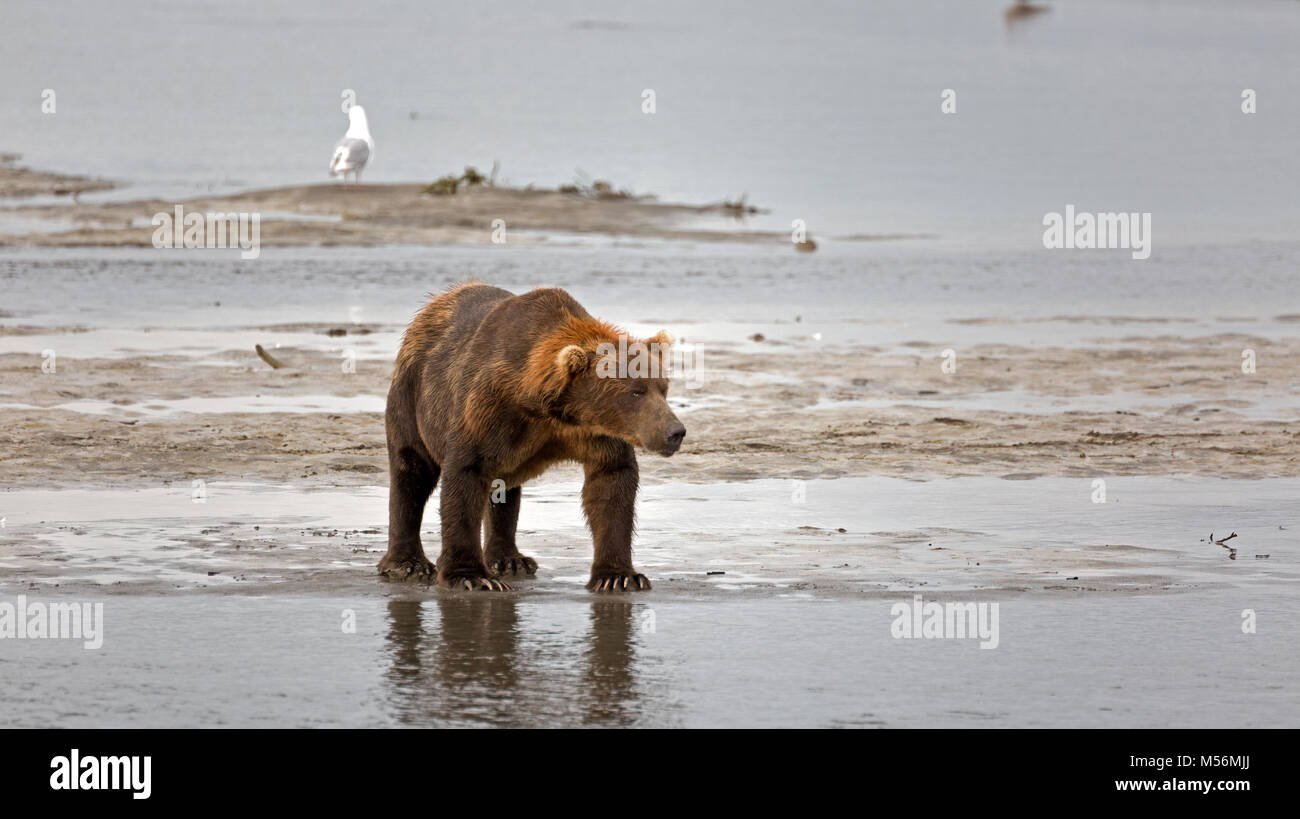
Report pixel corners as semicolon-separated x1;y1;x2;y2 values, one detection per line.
255;344;287;369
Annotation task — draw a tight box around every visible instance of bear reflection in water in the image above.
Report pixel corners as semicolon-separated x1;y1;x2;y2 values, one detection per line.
383;597;665;727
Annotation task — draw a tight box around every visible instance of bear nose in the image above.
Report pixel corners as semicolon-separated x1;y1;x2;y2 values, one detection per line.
665;422;686;446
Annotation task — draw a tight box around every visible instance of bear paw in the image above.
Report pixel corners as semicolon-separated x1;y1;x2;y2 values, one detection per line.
378;552;434;580
489;554;538;577
587;572;652;592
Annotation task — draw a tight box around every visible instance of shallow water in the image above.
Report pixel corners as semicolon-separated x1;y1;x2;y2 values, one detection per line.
808;388;1300;423
3;241;1299;358
1;475;1296;727
3;588;1295;729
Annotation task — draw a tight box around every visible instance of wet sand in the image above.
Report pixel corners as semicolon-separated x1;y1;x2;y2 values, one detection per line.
4;475;1296;595
2;331;1297;490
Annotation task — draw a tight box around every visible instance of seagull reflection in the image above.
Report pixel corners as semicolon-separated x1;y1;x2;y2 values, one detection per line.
1004;1;1050;28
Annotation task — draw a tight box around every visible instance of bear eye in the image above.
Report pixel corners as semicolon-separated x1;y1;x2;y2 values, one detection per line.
629;384;647;397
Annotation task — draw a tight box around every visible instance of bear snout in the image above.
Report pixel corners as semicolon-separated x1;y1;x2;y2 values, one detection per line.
662;421;686;454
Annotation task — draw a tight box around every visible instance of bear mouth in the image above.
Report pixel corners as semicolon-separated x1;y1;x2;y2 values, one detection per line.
648;438;683;457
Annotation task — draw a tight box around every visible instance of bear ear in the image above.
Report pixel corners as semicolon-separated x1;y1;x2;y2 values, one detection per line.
555;344;589;376
648;331;673;373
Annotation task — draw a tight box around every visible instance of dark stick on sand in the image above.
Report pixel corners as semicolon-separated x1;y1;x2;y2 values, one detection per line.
255;344;288;369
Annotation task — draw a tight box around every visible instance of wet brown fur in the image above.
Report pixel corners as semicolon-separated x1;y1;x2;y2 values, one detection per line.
379;283;684;591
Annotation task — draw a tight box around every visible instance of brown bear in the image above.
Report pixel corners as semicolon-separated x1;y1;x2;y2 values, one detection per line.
378;282;685;591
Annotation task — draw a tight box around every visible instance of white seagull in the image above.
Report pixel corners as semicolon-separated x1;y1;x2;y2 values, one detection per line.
330;105;373;188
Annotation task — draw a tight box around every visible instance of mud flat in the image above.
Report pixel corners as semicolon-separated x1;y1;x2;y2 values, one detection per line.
1;332;1298;490
0;179;800;248
0;154;115;199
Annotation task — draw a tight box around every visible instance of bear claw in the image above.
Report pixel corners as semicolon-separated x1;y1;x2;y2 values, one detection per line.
440;573;511;592
587;573;651;592
378;554;435;580
489;555;538;576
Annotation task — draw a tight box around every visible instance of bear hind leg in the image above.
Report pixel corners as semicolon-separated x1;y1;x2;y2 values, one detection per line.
435;452;510;591
379;446;439;580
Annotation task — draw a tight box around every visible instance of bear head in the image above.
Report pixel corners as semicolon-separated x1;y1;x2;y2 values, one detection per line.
526;322;686;457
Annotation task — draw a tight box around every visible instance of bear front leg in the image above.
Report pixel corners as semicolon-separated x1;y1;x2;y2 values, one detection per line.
379;446;438;580
437;453;510;591
484;485;538;576
582;446;650;591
